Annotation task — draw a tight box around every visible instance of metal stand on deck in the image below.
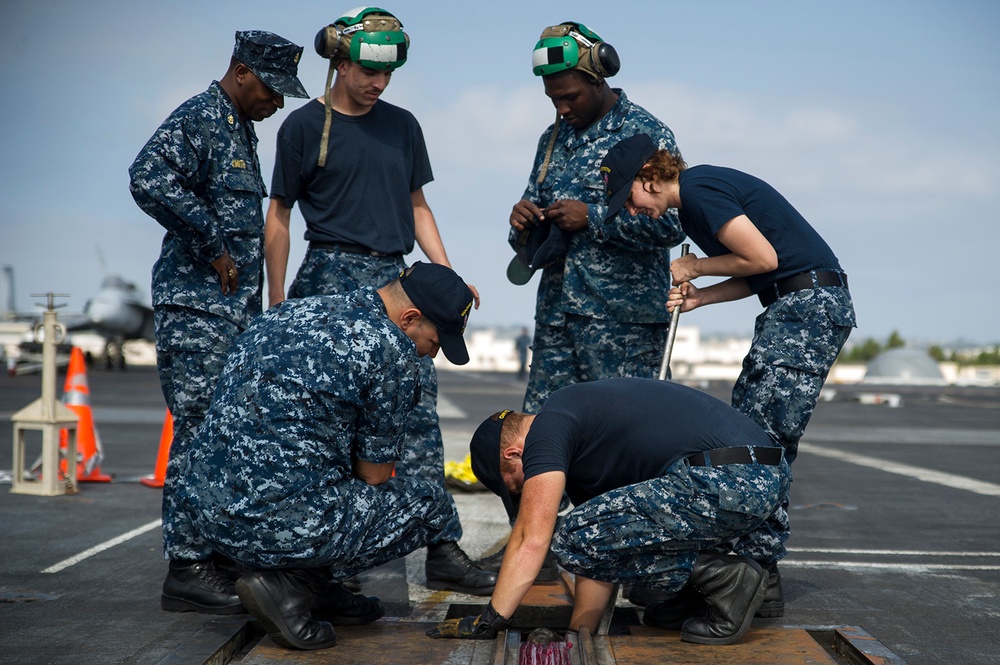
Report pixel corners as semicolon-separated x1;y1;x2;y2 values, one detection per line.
10;293;79;495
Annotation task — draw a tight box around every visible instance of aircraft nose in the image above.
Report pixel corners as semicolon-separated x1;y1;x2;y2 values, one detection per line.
86;296;144;336
87;298;115;325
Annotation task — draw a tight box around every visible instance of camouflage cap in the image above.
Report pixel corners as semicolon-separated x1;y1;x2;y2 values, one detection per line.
233;30;309;99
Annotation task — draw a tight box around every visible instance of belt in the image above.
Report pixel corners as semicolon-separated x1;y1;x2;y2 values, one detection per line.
308;241;401;258
686;446;783;467
758;270;848;308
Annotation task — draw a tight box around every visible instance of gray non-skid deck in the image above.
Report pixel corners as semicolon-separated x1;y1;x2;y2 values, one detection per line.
2;367;999;664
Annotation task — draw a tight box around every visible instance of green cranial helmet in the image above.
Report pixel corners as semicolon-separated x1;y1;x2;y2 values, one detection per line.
531;21;620;80
314;6;409;71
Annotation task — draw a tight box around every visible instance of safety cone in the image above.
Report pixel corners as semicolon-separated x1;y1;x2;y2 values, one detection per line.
140;409;173;488
59;347;113;482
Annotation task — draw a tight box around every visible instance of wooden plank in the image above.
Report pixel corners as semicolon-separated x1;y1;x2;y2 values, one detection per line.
606;627;840;664
241;622;484;665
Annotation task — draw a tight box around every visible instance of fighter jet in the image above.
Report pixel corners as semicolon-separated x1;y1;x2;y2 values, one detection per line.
73;274;155;369
2;264;155;373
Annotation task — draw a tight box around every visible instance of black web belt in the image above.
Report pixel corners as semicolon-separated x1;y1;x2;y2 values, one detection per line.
308;241;401;258
686;446;783;467
758;270;848;308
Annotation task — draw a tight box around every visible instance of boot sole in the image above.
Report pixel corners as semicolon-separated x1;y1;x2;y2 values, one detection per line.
235;576;337;650
680;568;769;646
314;604;386;626
425;579;496;596
755;600;785;618
160;594;245;615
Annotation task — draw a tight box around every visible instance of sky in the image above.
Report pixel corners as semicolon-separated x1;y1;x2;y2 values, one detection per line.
1;0;998;346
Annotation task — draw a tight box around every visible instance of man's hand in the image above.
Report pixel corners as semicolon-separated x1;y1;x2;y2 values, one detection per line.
510;199;544;232
426;602;510;639
210;251;238;296
544;200;588;232
466;283;481;310
667;282;702;314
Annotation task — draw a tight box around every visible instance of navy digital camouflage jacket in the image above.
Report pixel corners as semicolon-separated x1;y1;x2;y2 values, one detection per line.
512;90;686;325
181;288;421;560
129;81;266;327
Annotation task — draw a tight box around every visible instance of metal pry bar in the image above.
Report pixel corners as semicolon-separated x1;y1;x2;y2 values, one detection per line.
658;243;690;380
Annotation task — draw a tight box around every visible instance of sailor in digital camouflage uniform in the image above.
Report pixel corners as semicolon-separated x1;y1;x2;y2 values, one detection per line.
174;262;476;651
602;134;856;620
427;378;789;647
128;30;308;615
263;7;491;595
506;22;685;415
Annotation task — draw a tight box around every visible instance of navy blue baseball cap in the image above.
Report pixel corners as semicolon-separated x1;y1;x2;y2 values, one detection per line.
600;133;657;221
470;410;519;519
233;30;309;99
506;220;571;285
399;262;474;365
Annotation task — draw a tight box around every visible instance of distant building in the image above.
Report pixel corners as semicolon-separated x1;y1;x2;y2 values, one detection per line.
435;328;527;373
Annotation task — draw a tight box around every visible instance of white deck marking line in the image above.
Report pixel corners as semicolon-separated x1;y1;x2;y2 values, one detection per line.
798;442;1000;496
436;393;466;419
788;548;1000;557
781;560;1000;572
41;519;161;573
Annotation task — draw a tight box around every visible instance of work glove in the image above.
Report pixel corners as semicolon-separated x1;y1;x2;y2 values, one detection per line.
426;602;510;639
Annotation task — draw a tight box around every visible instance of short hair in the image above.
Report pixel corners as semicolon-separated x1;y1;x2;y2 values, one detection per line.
637;149;688;185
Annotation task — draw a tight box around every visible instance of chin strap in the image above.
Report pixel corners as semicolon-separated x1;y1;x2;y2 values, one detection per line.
317;59;337;168
536;111;561;185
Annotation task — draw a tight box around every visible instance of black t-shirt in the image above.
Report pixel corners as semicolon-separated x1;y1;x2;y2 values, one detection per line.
522;378;777;506
270;99;433;254
678;165;842;294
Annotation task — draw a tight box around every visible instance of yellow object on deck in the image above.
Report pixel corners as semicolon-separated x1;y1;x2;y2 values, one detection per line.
444;453;487;492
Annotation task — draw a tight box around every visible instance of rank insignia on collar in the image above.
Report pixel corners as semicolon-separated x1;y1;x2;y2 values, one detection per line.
227;114;234;125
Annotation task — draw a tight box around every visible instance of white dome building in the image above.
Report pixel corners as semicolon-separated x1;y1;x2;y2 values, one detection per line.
863;348;947;385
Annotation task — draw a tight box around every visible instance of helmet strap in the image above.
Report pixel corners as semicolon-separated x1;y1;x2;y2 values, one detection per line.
536;112;561;185
318;59;336;167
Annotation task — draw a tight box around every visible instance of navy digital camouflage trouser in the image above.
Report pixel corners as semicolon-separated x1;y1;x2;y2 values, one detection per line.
154;305;243;560
730;286;855;563
287;247;462;543
553;455;789;590
186;475;458;574
522;314;667;413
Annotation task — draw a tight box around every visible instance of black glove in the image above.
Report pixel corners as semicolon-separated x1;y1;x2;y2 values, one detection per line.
426;602;511;639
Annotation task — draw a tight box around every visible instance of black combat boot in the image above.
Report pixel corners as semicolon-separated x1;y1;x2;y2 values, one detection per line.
235;569;337;650
425;542;497;595
210;552;252;584
161;559;245;614
628;584;679;608
754;560;784;618
475;544;560;583
641;584;709;630
679;552;768;645
312;580;385;625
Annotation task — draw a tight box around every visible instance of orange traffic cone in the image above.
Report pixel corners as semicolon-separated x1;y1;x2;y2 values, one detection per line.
140;409;173;488
59;347;112;482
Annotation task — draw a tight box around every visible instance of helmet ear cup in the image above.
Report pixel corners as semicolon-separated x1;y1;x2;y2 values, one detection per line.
593;42;620;78
314;25;345;59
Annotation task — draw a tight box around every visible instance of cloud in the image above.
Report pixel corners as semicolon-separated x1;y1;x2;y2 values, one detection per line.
416;84;553;176
621;79;1000;225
